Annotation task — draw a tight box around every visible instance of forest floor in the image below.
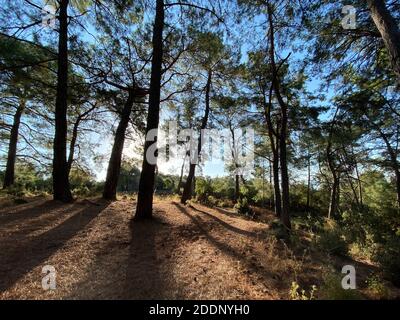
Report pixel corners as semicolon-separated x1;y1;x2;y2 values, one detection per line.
0;195;399;300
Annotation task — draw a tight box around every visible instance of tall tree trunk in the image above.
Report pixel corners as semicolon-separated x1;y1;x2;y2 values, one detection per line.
355;161;363;206
176;154;187;195
328;176;340;219
181;70;212;204
306;155;311;210
367;0;400;82
103;91;135;200
67;119;79;176
327;136;340;218
268;3;291;230
3;100;25;189
53;0;72;202
229;122;240;202
67;104;97;176
376;126;400;208
135;0;165;220
272;142;282;217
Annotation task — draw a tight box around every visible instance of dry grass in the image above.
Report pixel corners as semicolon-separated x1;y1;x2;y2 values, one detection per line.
0;196;398;300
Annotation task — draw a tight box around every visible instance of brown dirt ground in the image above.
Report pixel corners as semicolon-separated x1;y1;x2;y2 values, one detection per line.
0;196;398;300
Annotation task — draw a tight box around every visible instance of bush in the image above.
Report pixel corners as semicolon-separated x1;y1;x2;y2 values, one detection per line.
270;220;289;240
315;220;348;256
195;178;214;204
373;235;400;287
319;273;363;300
289;282;317;300
365;273;389;299
234;197;253;216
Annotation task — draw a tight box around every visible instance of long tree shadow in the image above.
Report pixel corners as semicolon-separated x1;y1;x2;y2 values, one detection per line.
172;203;278;283
123;214;168;299
189;205;262;239
0;201;110;293
0;200;70;226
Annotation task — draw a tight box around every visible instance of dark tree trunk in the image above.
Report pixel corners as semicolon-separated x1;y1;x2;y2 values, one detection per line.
272;141;282;217
176;154;187;195
53;0;72;202
135;0;165;220
263;85;281;217
268;3;290;230
367;0;400;82
229;122;240;202
328;176;340;219
377;127;400;208
67;104;97;176
235;175;240;202
181;70;212;204
327;132;340;219
103;91;135;200
306;155;311;210
67;120;79;176
355;160;363;206
279;114;291;230
3;100;25;189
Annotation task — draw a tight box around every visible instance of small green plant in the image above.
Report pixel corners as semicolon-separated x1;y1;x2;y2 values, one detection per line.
366;274;389;299
319;273;363;300
234;197;253;216
289;282;317;300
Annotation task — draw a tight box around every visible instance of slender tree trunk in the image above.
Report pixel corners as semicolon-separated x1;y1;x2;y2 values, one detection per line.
272;144;282;217
328;176;340;219
377;127;400;208
53;0;72;202
103;92;135;200
268;3;291;230
306;155;311;210
3;100;25;189
135;0;164;220
279;118;291;230
67;104;97;176
229;122;240;202
327;138;340;218
367;0;400;81
269;159;273;209
356;165;363;207
181;70;212;204
176;154;187;195
67;120;79;176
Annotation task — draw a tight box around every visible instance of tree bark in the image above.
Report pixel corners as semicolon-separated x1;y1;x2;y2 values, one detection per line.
328;176;340;219
367;0;400;82
306;155;311;210
176;154;187;195
103;91;135;200
53;0;72;202
229;122;240;202
267;3;291;230
181;70;212;204
135;0;165;220
3;100;25;189
67;104;97;176
327;135;340;219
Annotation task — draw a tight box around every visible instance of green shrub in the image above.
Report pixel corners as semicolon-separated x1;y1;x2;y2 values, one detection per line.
234;197;252;216
366;273;389;299
289;282;317;300
315;220;348;256
270;220;290;240
373;235;400;287
195;178;214;204
319;273;363;300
